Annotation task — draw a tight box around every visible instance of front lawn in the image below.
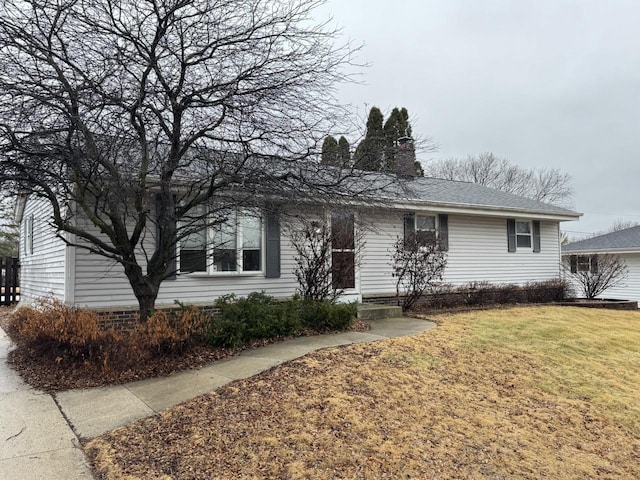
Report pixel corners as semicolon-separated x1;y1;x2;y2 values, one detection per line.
86;307;640;479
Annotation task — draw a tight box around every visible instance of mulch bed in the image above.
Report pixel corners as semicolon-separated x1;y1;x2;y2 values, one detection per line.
0;307;369;393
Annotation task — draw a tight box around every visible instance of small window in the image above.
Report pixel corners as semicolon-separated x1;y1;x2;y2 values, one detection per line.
212;211;237;272
179;205;207;273
570;254;598;274
516;221;532;248
24;215;34;255
240;212;262;272
405;213;438;247
577;255;592;272
211;210;263;273
416;215;436;245
416;215;436;231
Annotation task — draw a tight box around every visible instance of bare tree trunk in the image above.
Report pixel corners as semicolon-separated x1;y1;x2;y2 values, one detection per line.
122;262;162;322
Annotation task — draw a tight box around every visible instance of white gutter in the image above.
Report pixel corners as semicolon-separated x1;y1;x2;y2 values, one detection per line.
388;199;582;222
561;248;640;255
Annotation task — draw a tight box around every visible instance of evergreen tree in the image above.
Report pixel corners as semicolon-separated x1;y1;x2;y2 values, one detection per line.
383;107;412;171
354;107;384;171
337;136;351;164
321;135;339;165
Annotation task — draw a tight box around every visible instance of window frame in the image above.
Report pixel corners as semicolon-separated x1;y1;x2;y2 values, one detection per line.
576;255;592;272
404;213;445;248
177;207;265;276
516;220;532;249
508;218;541;253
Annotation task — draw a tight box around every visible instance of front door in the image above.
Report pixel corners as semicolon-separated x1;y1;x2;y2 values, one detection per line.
331;213;359;301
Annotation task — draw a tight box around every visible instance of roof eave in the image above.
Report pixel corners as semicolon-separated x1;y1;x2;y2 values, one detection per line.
562;247;640;255
391;199;582;222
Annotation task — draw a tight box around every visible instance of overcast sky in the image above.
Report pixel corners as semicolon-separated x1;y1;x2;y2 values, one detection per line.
320;0;640;238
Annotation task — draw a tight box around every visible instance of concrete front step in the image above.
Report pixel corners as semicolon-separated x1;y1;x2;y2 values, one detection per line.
357;303;403;320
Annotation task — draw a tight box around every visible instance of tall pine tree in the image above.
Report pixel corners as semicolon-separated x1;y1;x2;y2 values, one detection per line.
321;135;350;166
321;135;339;165
383;107;411;171
354;107;385;171
337;136;351;164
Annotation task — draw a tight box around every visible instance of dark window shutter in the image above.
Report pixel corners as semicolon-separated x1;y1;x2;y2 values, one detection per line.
591;255;598;274
331;213;355;250
265;210;281;278
570;255;577;273
507;219;516;252
438;214;449;251
156;194;177;280
532;220;541;253
404;213;415;244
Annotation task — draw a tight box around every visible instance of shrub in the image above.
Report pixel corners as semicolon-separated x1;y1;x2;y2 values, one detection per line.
299;299;356;331
493;284;525;304
208;292;303;348
206;317;247;349
8;299;212;371
133;307;208;355
206;293;356;348
465;281;495;306
390;236;447;310
524;278;573;303
10;299;105;360
410;279;573;312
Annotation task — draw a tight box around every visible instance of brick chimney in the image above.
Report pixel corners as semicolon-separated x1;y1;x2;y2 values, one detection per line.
395;136;416;177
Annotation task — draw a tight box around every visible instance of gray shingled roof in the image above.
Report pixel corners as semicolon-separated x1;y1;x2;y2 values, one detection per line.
173;153;580;218
563;225;640;252
399;176;580;217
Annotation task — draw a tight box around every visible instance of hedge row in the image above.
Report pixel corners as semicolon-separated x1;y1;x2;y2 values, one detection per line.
7;294;357;371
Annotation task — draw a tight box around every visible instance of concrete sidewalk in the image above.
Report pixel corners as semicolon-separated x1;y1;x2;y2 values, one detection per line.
56;316;435;440
0;328;93;480
1;315;434;479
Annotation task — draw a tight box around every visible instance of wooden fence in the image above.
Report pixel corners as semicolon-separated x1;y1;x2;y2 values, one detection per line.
0;257;19;306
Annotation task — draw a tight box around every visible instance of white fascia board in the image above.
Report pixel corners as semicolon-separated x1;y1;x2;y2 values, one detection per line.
561;248;640;256
391;200;582;222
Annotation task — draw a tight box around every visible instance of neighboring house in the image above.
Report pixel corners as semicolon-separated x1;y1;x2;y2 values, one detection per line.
15;176;580;311
562;226;640;302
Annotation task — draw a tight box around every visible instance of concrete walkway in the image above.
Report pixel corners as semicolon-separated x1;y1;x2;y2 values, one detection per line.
1;316;434;479
0;328;93;479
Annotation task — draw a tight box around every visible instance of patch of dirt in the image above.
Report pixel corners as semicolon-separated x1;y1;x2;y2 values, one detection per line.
0;308;369;393
84;308;640;479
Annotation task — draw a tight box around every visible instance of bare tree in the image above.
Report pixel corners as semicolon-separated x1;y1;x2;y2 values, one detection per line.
425;153;573;207
563;253;628;299
0;197;19;257
288;212;363;301
0;0;392;320
609;219;640;232
591;219;640;237
390;236;447;310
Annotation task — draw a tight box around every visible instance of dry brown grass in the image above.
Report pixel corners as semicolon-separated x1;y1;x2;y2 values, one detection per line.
85;307;640;479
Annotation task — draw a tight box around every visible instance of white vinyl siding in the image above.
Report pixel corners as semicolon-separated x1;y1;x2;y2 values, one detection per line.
359;212;562;296
23;200;565;309
72;210;299;309
18;197;67;303
444;216;560;285
564;252;640;303
359;211;402;295
596;254;640;302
